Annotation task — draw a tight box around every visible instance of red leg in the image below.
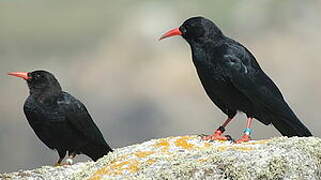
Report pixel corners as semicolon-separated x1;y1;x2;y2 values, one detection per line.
202;118;233;141
236;117;253;143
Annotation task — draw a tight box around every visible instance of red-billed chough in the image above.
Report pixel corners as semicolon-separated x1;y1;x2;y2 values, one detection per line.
8;70;112;165
160;16;312;142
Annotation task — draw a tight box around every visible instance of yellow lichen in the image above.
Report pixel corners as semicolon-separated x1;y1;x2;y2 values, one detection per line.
217;146;255;152
89;166;113;180
146;159;157;165
89;160;141;180
217;146;228;152
244;139;271;145
174;136;194;149
133;151;155;158
126;160;140;173
154;139;170;148
154;139;171;153
89;175;102;180
204;142;212;148
198;159;208;163
233;146;255;151
110;161;130;169
161;146;170;153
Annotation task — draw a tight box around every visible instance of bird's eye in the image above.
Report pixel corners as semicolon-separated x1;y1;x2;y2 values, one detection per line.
33;74;41;79
181;27;187;34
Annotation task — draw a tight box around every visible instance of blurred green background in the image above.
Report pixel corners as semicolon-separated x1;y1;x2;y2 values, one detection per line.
0;0;320;172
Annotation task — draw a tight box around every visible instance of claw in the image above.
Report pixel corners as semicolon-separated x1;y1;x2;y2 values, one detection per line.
201;130;230;141
54;162;64;167
224;135;235;142
54;162;69;166
54;161;73;166
65;158;73;165
235;134;251;143
202;134;229;141
198;134;208;137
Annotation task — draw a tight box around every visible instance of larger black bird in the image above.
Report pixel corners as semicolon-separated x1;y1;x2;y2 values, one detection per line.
8;70;112;165
160;16;312;142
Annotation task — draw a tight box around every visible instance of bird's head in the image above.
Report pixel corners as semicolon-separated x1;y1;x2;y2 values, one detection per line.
8;70;62;95
159;16;223;45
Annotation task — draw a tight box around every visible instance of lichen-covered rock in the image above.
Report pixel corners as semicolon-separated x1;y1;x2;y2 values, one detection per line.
1;136;321;180
0;162;94;180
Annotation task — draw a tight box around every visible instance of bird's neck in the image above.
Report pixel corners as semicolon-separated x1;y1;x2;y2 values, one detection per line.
30;88;61;105
191;44;207;63
189;37;225;65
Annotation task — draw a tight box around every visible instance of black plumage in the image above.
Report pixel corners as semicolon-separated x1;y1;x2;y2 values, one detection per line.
160;16;312;141
9;70;112;165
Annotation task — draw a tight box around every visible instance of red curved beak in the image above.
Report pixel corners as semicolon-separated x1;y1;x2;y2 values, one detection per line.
8;72;31;80
159;28;182;40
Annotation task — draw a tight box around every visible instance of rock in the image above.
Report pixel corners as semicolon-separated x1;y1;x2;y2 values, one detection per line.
0;162;93;180
1;136;321;180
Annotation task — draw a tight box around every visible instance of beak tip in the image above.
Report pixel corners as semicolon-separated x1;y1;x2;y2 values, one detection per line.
159;27;182;41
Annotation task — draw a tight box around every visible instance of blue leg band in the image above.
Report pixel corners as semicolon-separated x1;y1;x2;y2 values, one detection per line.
243;128;253;135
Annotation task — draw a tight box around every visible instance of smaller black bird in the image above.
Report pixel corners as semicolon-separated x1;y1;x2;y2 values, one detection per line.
8;70;112;165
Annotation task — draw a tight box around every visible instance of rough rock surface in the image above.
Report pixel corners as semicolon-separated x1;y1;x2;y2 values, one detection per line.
1;136;321;180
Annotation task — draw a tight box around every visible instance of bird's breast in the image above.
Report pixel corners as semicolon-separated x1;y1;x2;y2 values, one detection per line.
194;60;255;113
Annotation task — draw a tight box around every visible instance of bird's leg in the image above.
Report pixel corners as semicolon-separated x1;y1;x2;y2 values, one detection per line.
65;152;76;165
236;117;253;143
54;157;65;166
54;151;66;166
201;118;233;141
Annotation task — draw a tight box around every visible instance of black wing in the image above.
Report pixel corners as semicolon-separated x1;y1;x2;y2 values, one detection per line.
23;96;62;150
221;43;312;137
58;92;112;150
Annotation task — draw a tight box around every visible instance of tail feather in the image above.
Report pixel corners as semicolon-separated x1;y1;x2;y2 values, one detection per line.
256;101;312;137
271;114;312;137
82;144;113;161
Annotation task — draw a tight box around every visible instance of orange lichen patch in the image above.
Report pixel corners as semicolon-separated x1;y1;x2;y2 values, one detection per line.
109;160;140;174
133;151;155;158
154;139;170;148
175;136;194;150
89;160;141;180
203;142;212;148
154;139;171;153
198;159;208;163
244;139;271;145
89;166;116;180
232;146;255;151
89;175;102;180
217;145;255;152
217;146;228;152
126;160;140;173
160;146;170;153
146;159;157;165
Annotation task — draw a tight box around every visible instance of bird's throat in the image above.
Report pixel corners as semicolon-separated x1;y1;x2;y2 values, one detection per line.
191;45;209;65
30;88;61;105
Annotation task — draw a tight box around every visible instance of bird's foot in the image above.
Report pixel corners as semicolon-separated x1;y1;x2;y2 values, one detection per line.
54;162;64;167
235;134;251;143
200;130;232;141
65;158;73;165
54;161;72;166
